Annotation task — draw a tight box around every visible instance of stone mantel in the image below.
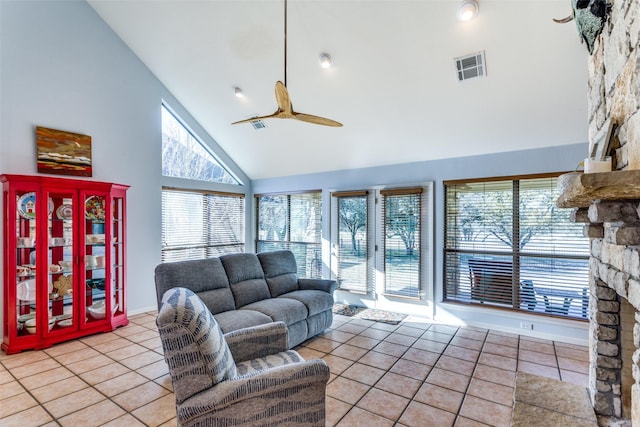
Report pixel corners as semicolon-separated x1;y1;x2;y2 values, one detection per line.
556;170;640;209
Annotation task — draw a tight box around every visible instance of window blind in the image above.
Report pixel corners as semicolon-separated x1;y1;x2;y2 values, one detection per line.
381;188;422;298
256;191;322;278
162;189;244;262
331;191;370;294
443;175;589;319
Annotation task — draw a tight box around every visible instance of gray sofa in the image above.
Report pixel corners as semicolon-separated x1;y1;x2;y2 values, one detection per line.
154;250;337;348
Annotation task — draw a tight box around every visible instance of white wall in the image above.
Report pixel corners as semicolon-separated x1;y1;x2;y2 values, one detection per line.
0;0;251;337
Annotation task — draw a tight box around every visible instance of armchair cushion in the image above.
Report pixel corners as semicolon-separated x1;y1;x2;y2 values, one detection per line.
157;287;237;404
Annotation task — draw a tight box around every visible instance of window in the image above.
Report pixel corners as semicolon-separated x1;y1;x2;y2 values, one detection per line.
331;191;373;294
162;188;244;262
161;104;241;185
443;174;590;319
381;187;422;298
256;191;322;278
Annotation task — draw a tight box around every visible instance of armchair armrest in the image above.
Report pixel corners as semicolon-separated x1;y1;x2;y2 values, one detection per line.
224;321;289;362
178;360;330;424
298;278;337;294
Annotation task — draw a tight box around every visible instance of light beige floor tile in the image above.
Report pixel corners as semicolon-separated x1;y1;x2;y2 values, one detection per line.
356;387;409;421
358;327;391;340
9;357;61;379
414;382;464;414
58;399;125;427
44;339;89;357
111;381;171;412
43;387;105;419
426;368;470;393
456;328;487;341
375;371;422;398
0;405;53;426
454;416;492;426
138;336;163;350
485;333;519;348
335;323;368;335
30;375;89;403
131;393;177;427
326;376;371;405
18;365;73;390
105;343;148;361
384;333;418;347
330;343;369;361
320;329;356;343
295;347;325;360
398;400;456;427
555;345;589;362
472;364;516;388
0;370;14;385
372;341;408;357
358;350;398;370
478;352;517;371
135;359;169;380
401;348;440;366
482;342;519;358
412;338;448;353
94;371;149;397
467;377;514;407
304;336;344;353
345;335;380;350
91;337;132;354
0;350;50;369
436;355;476;376
459;395;512;427
557;356;589;373
519;349;558;367
336;406;394;427
390;358;432;381
421;330;454;344
443;344;480;362
517;360;561;380
342;362;386;386
154;373;174;391
520;338;555;354
0;380;26;400
450;336;484;351
430;324;459;335
0;391;39;418
79;331;122;347
113;324;148;338
119;349;164;370
395;325;425;338
79;362;131;385
101;413;148;427
66;354;114;374
321;354;354;376
326;396;352;427
560;369;589;387
53;346;101;364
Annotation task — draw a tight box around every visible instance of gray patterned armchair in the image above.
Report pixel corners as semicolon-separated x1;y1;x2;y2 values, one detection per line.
157;287;330;427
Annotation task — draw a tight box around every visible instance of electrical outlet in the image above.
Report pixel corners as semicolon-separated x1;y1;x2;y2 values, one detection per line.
520;321;533;330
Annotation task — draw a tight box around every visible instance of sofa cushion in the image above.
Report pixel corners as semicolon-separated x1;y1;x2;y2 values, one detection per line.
157;287;237;404
220;253;271;307
258;250;300;297
241;298;308;325
154;258;235;314
214;309;273;334
279;290;334;317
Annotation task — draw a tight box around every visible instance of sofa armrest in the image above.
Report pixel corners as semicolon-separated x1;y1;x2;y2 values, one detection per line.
224;321;289;362
298;278;337;294
178;360;330;424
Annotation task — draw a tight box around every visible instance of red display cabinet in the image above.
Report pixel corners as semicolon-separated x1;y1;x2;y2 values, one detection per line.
2;174;129;354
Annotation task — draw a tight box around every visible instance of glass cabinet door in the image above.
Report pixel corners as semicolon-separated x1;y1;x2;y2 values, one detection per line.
15;190;39;336
112;196;125;318
47;191;75;333
84;194;107;324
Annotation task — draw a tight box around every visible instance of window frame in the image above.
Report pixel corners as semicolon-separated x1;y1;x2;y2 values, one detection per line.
442;172;590;319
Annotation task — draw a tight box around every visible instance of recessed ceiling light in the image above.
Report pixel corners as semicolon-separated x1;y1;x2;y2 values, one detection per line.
233;87;244;98
319;53;333;69
457;0;479;21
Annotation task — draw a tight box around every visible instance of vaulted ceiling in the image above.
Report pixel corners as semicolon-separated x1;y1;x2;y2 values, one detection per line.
88;0;588;180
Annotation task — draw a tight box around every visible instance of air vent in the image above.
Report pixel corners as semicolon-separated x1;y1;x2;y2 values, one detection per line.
454;50;486;82
250;118;266;130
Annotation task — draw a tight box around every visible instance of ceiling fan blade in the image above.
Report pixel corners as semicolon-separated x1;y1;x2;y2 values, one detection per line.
231;111;282;125
293;112;343;127
274;81;292;114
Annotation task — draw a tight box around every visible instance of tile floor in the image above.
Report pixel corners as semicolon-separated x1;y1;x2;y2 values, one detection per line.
0;311;589;427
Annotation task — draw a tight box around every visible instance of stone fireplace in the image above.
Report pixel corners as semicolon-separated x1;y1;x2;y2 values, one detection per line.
557;1;639;425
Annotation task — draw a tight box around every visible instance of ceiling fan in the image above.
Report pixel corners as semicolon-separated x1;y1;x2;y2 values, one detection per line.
231;0;342;127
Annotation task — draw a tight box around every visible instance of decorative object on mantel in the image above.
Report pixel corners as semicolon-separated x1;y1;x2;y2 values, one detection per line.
36;126;92;177
585;118;617;173
553;0;611;54
231;0;342;127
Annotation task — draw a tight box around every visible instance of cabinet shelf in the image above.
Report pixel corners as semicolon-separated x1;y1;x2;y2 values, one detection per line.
1;174;129;354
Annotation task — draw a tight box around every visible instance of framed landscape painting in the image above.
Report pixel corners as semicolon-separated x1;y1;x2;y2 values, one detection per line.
36;126;92;177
